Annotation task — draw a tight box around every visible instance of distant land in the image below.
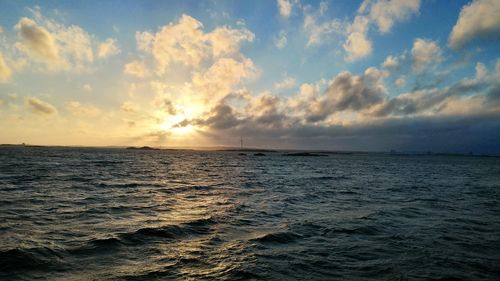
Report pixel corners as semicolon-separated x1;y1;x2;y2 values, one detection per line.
1;143;498;157
126;146;160;150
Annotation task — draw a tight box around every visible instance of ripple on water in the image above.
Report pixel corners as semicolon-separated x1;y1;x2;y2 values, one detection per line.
0;147;499;280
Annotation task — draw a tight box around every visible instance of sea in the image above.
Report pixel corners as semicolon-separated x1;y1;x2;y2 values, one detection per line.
0;146;499;280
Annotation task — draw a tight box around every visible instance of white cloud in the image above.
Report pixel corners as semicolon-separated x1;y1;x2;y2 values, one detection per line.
475;62;487;80
275;76;296;89
0;52;12;83
344;0;421;61
364;0;420;34
121;101;140;113
274;30;287;49
449;0;500;49
26;97;57;115
343;15;372;61
319;1;328;15
98;38;120;58
209;26;255;57
382;55;400;71
66;101;100;117
134;14;254;74
83;84;92;92
411;38;442;73
14;17;61;66
395;76;406;88
304;13;344;47
287;82;321;113
14;9;95;72
124;60;149;77
277;0;293;18
192;57;259;102
343;31;372;61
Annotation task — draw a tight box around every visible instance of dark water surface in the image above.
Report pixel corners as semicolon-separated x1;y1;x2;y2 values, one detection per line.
1;147;499;280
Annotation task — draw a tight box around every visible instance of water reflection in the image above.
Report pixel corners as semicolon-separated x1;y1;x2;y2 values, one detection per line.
1;147;500;280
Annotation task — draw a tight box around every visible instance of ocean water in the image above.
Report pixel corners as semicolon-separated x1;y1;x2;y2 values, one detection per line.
1;147;499;281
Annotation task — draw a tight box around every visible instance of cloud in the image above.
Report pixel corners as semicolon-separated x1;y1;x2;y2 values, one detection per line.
275;76;296;89
124;14;258;122
287;82;321;114
209;26;255;57
344;0;421;61
319;1;328;15
449;0;500;49
132;130;172;144
371;70;493;117
362;0;420;34
191;57;258;102
14;9;95;71
382;55;400;71
121;101;140;113
304;12;344;47
325;69;385;111
83;84;92;92
198;103;242;130
177;107;500;154
98;38;120;58
170;61;500;153
14;17;61;65
26;97;57;115
411;38;442;73
274;30;287;49
124;60;149;77
134;14;254;74
395;77;406;88
277;0;293;18
66;101;100;117
300;68;387;122
154;98;177;115
475;62;487;80
0;52;12;83
343;30;372;61
248;92;287;127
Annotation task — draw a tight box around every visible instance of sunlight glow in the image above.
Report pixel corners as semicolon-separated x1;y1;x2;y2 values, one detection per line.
160;114;196;136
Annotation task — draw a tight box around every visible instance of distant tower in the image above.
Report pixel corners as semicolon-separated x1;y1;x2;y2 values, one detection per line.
240;136;243;149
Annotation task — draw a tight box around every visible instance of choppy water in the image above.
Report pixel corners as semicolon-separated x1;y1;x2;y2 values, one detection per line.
1;147;499;280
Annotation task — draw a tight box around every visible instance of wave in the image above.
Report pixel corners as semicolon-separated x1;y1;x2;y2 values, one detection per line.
96;182;166;189
1;217;218;275
67;237;124;255
325;225;381;236
121;217;217;242
92;160;124;166
251;231;302;244
313;175;350;181
0;247;64;272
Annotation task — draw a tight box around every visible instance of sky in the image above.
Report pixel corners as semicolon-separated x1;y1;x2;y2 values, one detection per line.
0;0;499;153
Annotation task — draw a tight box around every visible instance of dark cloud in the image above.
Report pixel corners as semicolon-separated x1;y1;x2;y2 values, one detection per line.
250;94;287;127
157;99;177;115
168;65;500;154
198;112;500;154
373;76;491;117
306;71;386;122
487;83;500;103
195;103;242;130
